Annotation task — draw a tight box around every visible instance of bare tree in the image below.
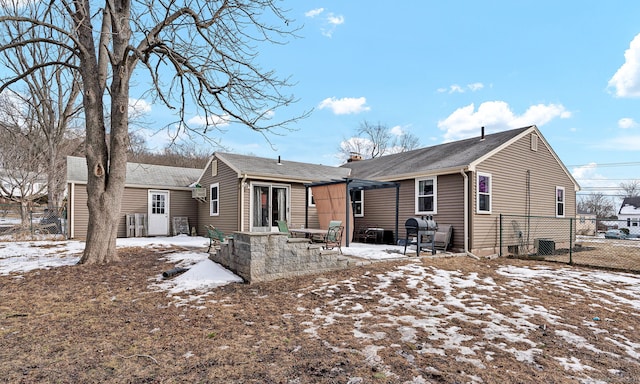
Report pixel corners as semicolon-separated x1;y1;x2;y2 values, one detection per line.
578;193;616;219
0;2;83;210
339;121;420;161
620;180;640;198
0;96;48;224
1;1;306;264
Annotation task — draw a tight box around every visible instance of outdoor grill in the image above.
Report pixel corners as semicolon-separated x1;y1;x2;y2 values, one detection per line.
403;217;438;256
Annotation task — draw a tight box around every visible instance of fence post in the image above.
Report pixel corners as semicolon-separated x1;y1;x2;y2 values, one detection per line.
569;218;573;265
499;214;503;257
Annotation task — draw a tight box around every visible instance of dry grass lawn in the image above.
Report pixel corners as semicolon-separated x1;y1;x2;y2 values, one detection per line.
1;246;639;383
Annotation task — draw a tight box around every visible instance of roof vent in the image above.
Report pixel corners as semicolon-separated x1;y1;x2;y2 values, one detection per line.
480;126;485;141
277;155;282;165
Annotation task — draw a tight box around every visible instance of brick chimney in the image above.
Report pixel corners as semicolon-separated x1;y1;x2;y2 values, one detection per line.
347;152;363;162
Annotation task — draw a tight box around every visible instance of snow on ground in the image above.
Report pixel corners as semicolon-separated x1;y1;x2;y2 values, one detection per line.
2;236;640;381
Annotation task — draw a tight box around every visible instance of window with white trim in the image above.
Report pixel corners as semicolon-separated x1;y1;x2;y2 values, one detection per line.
307;188;315;207
352;189;364;217
210;183;219;216
556;186;565;217
477;172;491;214
415;177;437;214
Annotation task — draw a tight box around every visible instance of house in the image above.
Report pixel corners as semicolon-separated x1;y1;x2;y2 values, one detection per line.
194;152;351;236
618;197;640;236
338;125;579;256
576;207;597;236
67;125;579;258
66;156;202;239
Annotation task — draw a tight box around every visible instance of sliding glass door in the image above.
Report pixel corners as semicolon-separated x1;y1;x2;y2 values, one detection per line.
251;184;289;232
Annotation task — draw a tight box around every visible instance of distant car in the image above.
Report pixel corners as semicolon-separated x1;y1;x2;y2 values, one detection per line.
604;229;628;239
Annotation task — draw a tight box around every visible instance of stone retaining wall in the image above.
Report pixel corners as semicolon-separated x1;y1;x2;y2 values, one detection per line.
209;232;351;283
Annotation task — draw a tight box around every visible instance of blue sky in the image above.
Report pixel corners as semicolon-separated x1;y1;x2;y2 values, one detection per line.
121;2;640;199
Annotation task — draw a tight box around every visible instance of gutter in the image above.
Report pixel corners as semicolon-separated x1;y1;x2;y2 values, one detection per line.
460;169;478;259
69;182;75;239
240;174;248;231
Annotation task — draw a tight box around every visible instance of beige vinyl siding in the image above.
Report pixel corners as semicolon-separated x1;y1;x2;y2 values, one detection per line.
197;157;240;236
431;173;465;250
71;185;196;239
353;173;465;250
169;190;198;235
290;184;319;230
471;133;576;253
70;183;89;239
117;188;149;238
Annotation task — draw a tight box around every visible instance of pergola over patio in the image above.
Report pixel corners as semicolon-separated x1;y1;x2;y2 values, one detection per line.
304;178;400;247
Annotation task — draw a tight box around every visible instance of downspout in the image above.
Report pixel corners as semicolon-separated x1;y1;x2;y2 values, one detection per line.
240;174;247;231
70;182;75;239
460;169;477;259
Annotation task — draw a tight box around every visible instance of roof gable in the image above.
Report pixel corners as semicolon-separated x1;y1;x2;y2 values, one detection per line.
208;152;351;183
620;197;640;215
341;126;531;179
66;156;202;188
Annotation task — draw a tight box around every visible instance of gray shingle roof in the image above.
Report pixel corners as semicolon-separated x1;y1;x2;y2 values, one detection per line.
341;127;532;179
215;152;351;182
67;156;202;188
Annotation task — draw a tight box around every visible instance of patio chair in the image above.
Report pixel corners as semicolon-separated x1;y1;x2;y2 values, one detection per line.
355;224;379;243
311;220;344;243
323;225;344;254
206;225;227;252
276;220;290;234
433;224;453;251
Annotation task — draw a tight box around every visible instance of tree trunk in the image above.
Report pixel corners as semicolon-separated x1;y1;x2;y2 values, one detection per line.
75;2;130;265
80;191;121;264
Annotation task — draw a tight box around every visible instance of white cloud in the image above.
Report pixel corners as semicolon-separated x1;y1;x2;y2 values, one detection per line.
437;101;570;141
571;163;619;194
128;98;152;115
468;82;484;92
390;125;404;136
597;135;640;151
608;33;640;98
305;8;324;18
187;114;230;127
437;82;484;94
305;8;344;37
327;14;345;26
618;117;637;129
318;97;370;115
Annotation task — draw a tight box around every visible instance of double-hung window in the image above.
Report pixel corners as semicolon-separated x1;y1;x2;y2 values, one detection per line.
556;186;565;217
415;177;436;214
210;183;219;216
477;172;491;214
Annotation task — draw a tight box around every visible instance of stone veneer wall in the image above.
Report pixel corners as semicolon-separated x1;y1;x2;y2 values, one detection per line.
209;232;350;283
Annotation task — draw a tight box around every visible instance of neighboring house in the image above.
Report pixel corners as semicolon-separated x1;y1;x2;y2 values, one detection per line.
66;156;202;239
0;168;47;201
339;125;579;256
195;152;351;235
618;197;640;236
576;207;597;236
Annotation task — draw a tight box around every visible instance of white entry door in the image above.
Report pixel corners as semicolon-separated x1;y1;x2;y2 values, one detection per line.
148;190;169;236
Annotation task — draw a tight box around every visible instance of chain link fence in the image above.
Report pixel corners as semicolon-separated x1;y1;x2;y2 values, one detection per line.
500;214;640;273
0;203;67;239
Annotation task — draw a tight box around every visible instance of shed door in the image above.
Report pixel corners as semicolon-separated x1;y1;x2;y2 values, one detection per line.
148;190;169;236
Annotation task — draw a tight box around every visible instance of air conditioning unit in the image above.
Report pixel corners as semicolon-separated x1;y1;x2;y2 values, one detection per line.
535;238;555;255
192;188;206;199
